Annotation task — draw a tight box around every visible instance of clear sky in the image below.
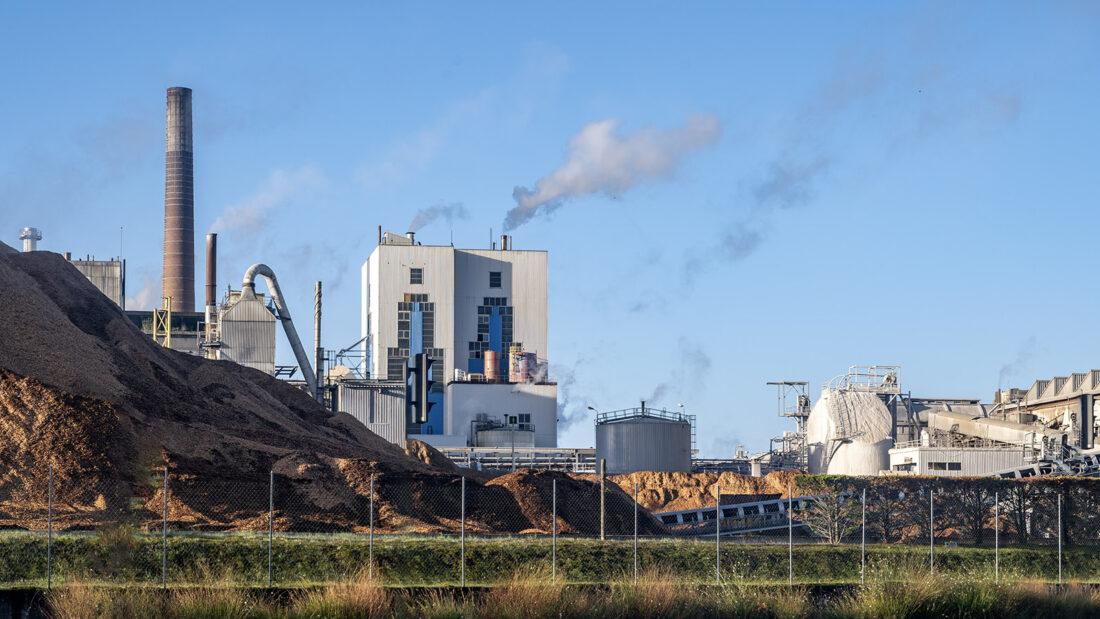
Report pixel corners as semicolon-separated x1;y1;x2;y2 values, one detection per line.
2;2;1098;455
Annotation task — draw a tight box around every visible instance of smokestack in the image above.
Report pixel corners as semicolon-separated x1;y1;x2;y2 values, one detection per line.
203;233;217;354
163;86;195;313
406;231;415;244
204;233;217;308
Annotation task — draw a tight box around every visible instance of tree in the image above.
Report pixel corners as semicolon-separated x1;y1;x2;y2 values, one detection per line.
802;485;860;544
945;479;994;545
1002;479;1037;545
865;478;907;543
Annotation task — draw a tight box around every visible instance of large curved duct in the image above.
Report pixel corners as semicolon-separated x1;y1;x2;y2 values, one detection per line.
242;264;318;399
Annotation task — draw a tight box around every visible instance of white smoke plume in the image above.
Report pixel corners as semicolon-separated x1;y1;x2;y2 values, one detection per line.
209;165;326;236
407;202;469;232
505;114;722;230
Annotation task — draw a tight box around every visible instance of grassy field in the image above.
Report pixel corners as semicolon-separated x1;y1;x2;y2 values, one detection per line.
1;530;1096;588
38;571;1100;618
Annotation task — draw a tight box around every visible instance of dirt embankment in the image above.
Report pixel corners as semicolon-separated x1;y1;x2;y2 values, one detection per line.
607;471;802;512
0;250;652;535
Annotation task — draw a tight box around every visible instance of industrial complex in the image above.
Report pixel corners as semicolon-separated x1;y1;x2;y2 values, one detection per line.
11;86;1100;483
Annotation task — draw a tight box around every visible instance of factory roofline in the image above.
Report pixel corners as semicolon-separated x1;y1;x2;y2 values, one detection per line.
376;230;545;252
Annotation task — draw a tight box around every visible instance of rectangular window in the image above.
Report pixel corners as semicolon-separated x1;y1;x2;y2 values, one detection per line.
489;271;502;288
410;268;423;285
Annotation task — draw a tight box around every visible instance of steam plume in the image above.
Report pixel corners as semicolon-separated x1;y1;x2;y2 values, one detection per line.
505;115;721;230
408;202;469;232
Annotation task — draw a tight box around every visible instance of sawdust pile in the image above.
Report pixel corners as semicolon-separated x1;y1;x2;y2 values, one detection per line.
608;471;801;512
0;251;655;535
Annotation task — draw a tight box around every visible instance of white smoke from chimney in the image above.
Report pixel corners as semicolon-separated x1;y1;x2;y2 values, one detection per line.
505;114;721;230
408;202;469;232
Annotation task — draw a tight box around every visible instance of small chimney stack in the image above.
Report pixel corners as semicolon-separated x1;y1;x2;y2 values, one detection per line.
406;231;416;244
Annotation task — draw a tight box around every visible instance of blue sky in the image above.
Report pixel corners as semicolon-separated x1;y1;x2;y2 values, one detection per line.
2;2;1099;455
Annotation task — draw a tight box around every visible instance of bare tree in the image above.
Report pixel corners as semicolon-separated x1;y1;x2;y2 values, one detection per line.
1003;480;1037;545
802;486;860;544
945;480;994;545
866;479;906;543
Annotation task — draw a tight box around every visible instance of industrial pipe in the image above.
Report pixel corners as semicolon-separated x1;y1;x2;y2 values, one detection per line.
242;263;318;398
314;281;324;403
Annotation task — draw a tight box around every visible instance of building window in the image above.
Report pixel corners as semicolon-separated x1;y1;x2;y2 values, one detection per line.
489;271;501;288
410;268;423;285
929;462;962;471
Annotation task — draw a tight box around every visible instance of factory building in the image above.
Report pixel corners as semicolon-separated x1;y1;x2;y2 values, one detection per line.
359;231;555;447
69;256;126;309
17;229;128;311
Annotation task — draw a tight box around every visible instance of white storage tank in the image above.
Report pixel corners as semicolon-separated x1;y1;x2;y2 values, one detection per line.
806;387;892;475
595;404;693;474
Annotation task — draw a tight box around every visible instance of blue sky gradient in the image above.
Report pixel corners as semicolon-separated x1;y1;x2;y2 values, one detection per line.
2;2;1098;454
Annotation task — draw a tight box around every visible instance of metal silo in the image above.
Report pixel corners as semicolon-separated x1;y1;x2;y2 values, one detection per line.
217;290;277;374
595;403;694;473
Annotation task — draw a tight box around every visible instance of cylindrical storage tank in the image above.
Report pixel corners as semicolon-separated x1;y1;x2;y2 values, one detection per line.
595;416;692;474
483;350;501;382
508;348;536;383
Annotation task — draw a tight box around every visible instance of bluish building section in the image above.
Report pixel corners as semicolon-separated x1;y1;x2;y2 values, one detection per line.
409;301;445;434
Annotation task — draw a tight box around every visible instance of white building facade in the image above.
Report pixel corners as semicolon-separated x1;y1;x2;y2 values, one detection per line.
360;232;553;445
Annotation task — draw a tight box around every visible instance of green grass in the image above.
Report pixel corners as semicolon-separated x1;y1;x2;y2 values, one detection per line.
2;530;1097;588
42;574;1100;618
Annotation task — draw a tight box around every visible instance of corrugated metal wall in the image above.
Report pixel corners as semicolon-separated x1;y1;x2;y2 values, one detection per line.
338;381;406;446
595;417;692;474
219;293;277;375
72;260;124;308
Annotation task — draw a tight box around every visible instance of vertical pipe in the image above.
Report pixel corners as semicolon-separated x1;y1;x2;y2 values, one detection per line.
715;485;720;585
47;462;53;591
204;233;217;351
634;478;639;584
861;487;866;585
161;466;168;589
788;483;793;585
552;478;557;584
268;470;274;588
369;473;375;579
599;459;606;542
163;87;195;312
460;476;466;587
995;491;1000;583
314;281;323;403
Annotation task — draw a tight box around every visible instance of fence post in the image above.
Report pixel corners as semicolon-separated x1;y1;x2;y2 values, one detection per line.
599;458;606;542
634;478;639;584
460;475;466;587
788;482;793;586
861;487;866;585
929;487;934;575
161;467;168;589
267;470;273;588
369;473;375;580
994;491;999;583
1057;493;1062;585
47;462;53;591
714;485;720;585
552;478;557;584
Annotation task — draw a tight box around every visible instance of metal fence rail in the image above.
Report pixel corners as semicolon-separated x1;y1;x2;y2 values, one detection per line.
1;467;1098;588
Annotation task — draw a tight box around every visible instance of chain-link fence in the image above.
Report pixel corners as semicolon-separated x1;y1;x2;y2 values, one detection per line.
2;468;1099;588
